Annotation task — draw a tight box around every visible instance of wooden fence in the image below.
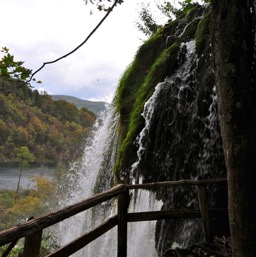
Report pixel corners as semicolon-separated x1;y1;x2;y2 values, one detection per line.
0;178;227;257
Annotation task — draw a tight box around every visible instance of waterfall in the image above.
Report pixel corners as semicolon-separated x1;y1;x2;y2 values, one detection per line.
58;104;161;257
128;190;162;257
58;105;118;256
131;82;164;184
130;39;227;254
133;40;202;253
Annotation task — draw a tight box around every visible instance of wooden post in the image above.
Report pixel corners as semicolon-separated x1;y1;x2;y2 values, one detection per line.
117;186;129;257
22;218;43;257
197;185;212;243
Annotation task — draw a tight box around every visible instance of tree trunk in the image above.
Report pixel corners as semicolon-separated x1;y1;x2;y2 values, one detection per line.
211;0;256;256
15;168;23;201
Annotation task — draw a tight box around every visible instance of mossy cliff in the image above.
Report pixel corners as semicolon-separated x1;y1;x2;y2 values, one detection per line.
113;3;229;253
114;3;212;182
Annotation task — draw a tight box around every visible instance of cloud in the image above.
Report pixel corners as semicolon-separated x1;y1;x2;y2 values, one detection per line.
0;0;148;102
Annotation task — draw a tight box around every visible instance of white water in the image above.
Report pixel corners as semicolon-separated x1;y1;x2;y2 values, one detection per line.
58;105;118;255
131;81;165;184
128;190;162;257
58;104;162;257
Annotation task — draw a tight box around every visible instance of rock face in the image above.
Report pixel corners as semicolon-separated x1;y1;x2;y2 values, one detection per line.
114;3;229;256
161;236;232;257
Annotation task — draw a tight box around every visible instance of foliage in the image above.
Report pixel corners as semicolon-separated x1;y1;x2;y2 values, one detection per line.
0;48;96;164
0;76;96;163
31;176;55;204
136;0;207;37
39;230;59;256
0;177;58;256
83;0;123;12
0;176;56;230
135;3;159;37
156;1;178;19
15;146;35;168
0;244;23;257
0;230;59;257
14;146;35;201
0;47;41;84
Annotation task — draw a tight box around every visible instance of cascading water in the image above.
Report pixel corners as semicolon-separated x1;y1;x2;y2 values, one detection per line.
131;40;203;253
58;105;161;257
130;39;227;255
128;81;165;257
58;105;118;256
127;191;161;257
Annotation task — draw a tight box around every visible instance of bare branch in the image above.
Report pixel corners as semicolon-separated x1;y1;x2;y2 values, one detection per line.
26;0;119;85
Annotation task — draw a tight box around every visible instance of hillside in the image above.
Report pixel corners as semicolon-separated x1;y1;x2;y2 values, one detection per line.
0;78;96;164
51;95;107;115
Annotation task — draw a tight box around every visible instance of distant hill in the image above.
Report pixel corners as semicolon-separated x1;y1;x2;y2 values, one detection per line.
51;95;108;115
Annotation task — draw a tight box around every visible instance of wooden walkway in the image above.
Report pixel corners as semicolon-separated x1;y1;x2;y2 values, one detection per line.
0;178;227;257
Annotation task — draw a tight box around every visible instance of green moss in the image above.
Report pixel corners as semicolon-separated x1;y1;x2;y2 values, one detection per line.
113;3;207;182
115;33;165;138
114;40;180;181
195;10;211;55
184;3;201;22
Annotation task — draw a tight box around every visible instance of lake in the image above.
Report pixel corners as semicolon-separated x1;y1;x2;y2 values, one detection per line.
0;166;56;191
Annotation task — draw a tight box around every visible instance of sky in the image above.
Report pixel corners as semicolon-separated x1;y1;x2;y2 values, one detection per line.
0;0;202;103
0;0;164;103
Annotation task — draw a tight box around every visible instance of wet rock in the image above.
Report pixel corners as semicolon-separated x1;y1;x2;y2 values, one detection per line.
161;237;232;257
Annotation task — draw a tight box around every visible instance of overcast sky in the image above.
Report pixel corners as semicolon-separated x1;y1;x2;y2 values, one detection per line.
0;0;201;103
0;0;153;102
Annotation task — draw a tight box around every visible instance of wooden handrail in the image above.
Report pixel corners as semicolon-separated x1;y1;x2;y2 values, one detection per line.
0;184;124;246
126;208;227;222
45;215;118;257
126;178;227;190
0;178;227;257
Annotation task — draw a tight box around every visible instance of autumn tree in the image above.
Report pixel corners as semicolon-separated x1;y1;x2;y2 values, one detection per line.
211;0;256;256
0;176;56;230
14;146;35;201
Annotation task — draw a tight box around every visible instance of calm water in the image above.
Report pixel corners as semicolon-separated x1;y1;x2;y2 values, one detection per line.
0;166;55;191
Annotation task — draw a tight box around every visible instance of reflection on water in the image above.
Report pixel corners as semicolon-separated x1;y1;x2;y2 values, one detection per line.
0;166;55;191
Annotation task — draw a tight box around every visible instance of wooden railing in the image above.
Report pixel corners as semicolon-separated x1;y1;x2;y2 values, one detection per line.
0;178;227;257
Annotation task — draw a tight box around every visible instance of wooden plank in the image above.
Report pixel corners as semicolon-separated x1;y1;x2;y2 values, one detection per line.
117;188;129;257
0;184;124;246
45;215;118;257
197;185;212;242
127;208;228;222
126;178;227;190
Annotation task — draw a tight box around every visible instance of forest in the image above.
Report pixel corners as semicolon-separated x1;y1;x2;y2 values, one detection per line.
0;76;96;164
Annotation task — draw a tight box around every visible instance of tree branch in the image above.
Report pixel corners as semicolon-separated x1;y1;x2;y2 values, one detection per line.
26;0;119;85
